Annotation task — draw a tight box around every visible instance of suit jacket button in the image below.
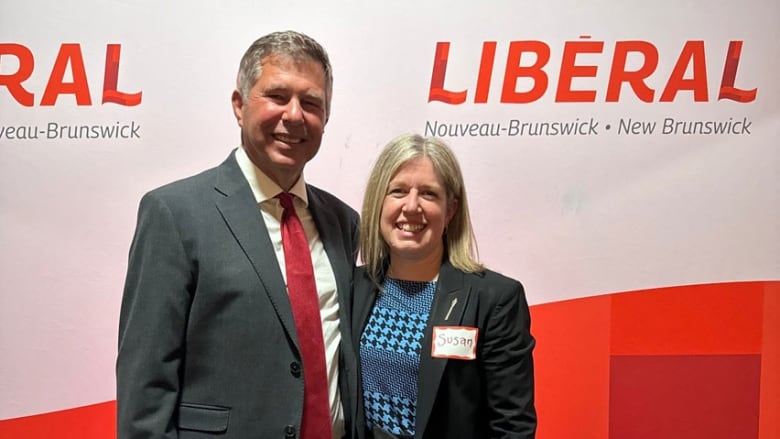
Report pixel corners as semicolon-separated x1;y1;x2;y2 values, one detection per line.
285;424;296;438
290;361;301;377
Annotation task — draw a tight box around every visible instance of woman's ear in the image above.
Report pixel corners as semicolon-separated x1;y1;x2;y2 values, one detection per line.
446;198;459;225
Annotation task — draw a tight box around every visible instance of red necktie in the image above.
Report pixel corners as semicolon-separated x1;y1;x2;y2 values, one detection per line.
277;192;332;439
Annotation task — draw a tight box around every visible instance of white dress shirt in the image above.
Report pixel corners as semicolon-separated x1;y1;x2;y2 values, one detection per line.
235;146;344;438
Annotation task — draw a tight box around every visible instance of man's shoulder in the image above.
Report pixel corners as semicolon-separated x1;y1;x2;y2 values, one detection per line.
306;184;358;218
145;153;235;199
150;168;214;193
134;155;241;217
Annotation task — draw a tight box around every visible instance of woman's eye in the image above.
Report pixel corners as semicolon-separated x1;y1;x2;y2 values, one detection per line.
388;188;405;196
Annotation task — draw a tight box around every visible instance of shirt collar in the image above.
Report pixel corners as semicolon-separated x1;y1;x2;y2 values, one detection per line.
235;146;309;206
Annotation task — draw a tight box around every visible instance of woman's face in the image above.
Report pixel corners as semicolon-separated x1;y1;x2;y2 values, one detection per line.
380;157;457;264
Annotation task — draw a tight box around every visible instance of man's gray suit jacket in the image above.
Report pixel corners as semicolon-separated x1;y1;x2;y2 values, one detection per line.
117;150;360;438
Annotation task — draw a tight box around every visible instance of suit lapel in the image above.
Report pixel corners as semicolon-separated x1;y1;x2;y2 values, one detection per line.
415;262;471;438
307;186;352;308
213;151;298;344
308;186;361;430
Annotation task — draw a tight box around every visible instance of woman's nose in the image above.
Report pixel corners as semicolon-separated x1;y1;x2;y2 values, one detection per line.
402;191;421;212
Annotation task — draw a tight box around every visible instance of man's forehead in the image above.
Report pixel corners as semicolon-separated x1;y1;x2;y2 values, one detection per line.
260;54;323;72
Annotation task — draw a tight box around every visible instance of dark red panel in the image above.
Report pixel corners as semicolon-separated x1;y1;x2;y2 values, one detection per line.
610;354;760;439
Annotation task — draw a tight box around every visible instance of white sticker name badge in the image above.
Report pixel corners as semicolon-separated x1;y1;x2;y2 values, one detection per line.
431;326;479;360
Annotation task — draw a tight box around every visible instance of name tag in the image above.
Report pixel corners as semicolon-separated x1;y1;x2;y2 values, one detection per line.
431;326;478;360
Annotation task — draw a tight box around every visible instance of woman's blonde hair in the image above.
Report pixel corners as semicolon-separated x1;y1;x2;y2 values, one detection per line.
360;133;483;283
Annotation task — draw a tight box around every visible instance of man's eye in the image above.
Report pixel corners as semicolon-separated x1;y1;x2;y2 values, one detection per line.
302;100;323;110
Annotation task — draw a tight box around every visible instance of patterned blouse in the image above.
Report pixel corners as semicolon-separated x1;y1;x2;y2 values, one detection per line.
359;277;437;437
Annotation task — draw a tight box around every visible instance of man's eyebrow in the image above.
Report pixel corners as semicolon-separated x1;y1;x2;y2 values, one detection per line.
302;91;325;101
261;83;289;92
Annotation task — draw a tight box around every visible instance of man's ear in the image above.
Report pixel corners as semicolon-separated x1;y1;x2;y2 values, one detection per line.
231;90;244;127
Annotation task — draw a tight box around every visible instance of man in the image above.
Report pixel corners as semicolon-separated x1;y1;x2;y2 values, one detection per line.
117;31;359;439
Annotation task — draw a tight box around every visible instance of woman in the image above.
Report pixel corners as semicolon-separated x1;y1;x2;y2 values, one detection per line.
352;134;536;439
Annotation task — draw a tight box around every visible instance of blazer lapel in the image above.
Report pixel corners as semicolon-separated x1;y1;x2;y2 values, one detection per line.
213;151;298;344
415;262;472;438
351;268;380;345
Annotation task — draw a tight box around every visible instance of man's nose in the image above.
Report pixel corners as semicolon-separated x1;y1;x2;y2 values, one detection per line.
282;98;304;124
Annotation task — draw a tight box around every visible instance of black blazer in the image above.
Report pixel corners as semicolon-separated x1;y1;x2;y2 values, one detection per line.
117;150;360;438
351;262;536;439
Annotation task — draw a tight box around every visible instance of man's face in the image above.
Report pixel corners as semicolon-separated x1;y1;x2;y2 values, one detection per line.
232;55;328;190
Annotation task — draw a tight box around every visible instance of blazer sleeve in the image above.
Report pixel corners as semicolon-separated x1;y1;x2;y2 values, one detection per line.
116;191;193;439
480;278;537;438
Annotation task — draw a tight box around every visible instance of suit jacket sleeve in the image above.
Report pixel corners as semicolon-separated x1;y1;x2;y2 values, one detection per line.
117;191;192;439
481;278;537;438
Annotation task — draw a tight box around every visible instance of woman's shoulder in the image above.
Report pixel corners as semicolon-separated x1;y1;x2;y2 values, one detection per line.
457;267;526;306
353;265;377;288
460;266;523;289
354;265;370;277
